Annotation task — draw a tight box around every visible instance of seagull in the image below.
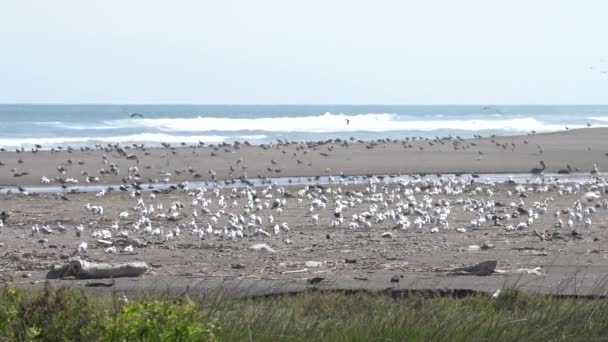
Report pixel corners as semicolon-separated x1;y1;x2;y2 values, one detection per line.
77;242;88;253
129;113;144;118
582;191;601;203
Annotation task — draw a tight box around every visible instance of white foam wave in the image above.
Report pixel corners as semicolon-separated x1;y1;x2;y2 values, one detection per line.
0;134;267;148
96;113;581;133
587;116;608;122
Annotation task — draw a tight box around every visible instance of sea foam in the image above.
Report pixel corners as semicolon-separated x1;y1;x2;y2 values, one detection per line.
57;113;587;133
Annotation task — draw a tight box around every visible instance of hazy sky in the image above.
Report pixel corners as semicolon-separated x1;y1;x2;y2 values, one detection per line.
1;0;607;104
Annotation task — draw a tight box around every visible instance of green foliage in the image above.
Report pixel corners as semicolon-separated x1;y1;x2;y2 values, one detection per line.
104;298;218;341
0;284;218;342
3;284;608;341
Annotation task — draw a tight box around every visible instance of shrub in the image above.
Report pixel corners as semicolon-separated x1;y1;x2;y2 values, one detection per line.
104;298;219;341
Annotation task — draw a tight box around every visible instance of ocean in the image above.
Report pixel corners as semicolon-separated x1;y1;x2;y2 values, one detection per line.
1;104;607;149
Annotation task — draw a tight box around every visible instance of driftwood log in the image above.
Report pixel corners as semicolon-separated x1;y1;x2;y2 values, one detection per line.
47;257;149;279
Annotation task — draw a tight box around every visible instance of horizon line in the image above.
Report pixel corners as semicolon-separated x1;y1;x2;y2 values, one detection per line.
1;103;608;106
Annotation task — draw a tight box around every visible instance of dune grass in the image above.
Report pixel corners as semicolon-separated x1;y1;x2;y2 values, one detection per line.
2;283;608;341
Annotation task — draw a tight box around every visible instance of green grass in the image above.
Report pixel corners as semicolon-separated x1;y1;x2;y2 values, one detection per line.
2;283;608;341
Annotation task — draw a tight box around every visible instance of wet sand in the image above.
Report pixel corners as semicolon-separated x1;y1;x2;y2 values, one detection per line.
1;128;608;297
0;128;607;188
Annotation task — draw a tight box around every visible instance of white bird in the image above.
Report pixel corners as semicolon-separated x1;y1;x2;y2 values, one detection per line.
56;222;67;233
585;218;592;228
77;242;88;253
582;191;601;202
41;225;53;234
105;246;117;254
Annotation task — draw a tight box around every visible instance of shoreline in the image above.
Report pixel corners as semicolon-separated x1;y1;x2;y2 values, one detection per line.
0;127;606;187
1;172;604;195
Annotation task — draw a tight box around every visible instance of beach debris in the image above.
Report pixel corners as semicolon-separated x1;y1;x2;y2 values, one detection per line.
47;257;149;279
381;232;394;238
491;289;502;298
466;245;482;252
249;243;276;253
307;277;325;285
481;242;496;250
85;280;115;287
281;268;308;275
448;260;497;276
515;267;543;276
305;261;323;268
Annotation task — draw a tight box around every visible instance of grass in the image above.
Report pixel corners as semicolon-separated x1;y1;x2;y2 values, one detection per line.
2;283;608;341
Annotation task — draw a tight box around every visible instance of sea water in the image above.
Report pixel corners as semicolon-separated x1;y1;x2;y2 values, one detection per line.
1;104;607;149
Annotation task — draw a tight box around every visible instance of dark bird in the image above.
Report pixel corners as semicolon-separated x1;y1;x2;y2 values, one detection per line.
0;211;8;224
517;206;530;216
129;113;144;118
557;165;572;174
390;274;403;287
307;277;325;286
530;161;546;175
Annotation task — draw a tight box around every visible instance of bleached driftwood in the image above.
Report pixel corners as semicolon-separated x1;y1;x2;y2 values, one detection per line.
47;257;149;279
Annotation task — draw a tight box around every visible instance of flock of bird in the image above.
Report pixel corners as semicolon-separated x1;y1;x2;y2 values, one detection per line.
17;168;608;262
0;136;606;287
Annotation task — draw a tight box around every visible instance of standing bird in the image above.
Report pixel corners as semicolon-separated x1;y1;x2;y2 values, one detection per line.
557;164;572;174
0;211;8;224
390;274;403;287
530;161;546;175
591;163;600;174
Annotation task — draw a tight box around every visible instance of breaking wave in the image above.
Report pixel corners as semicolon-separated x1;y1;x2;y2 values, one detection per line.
51;113;583;133
0;134;268;148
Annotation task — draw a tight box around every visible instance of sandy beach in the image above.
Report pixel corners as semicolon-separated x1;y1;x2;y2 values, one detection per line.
0;128;607;188
1;128;608;296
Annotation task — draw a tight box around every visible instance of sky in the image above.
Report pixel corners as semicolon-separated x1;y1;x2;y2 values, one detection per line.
0;0;607;104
